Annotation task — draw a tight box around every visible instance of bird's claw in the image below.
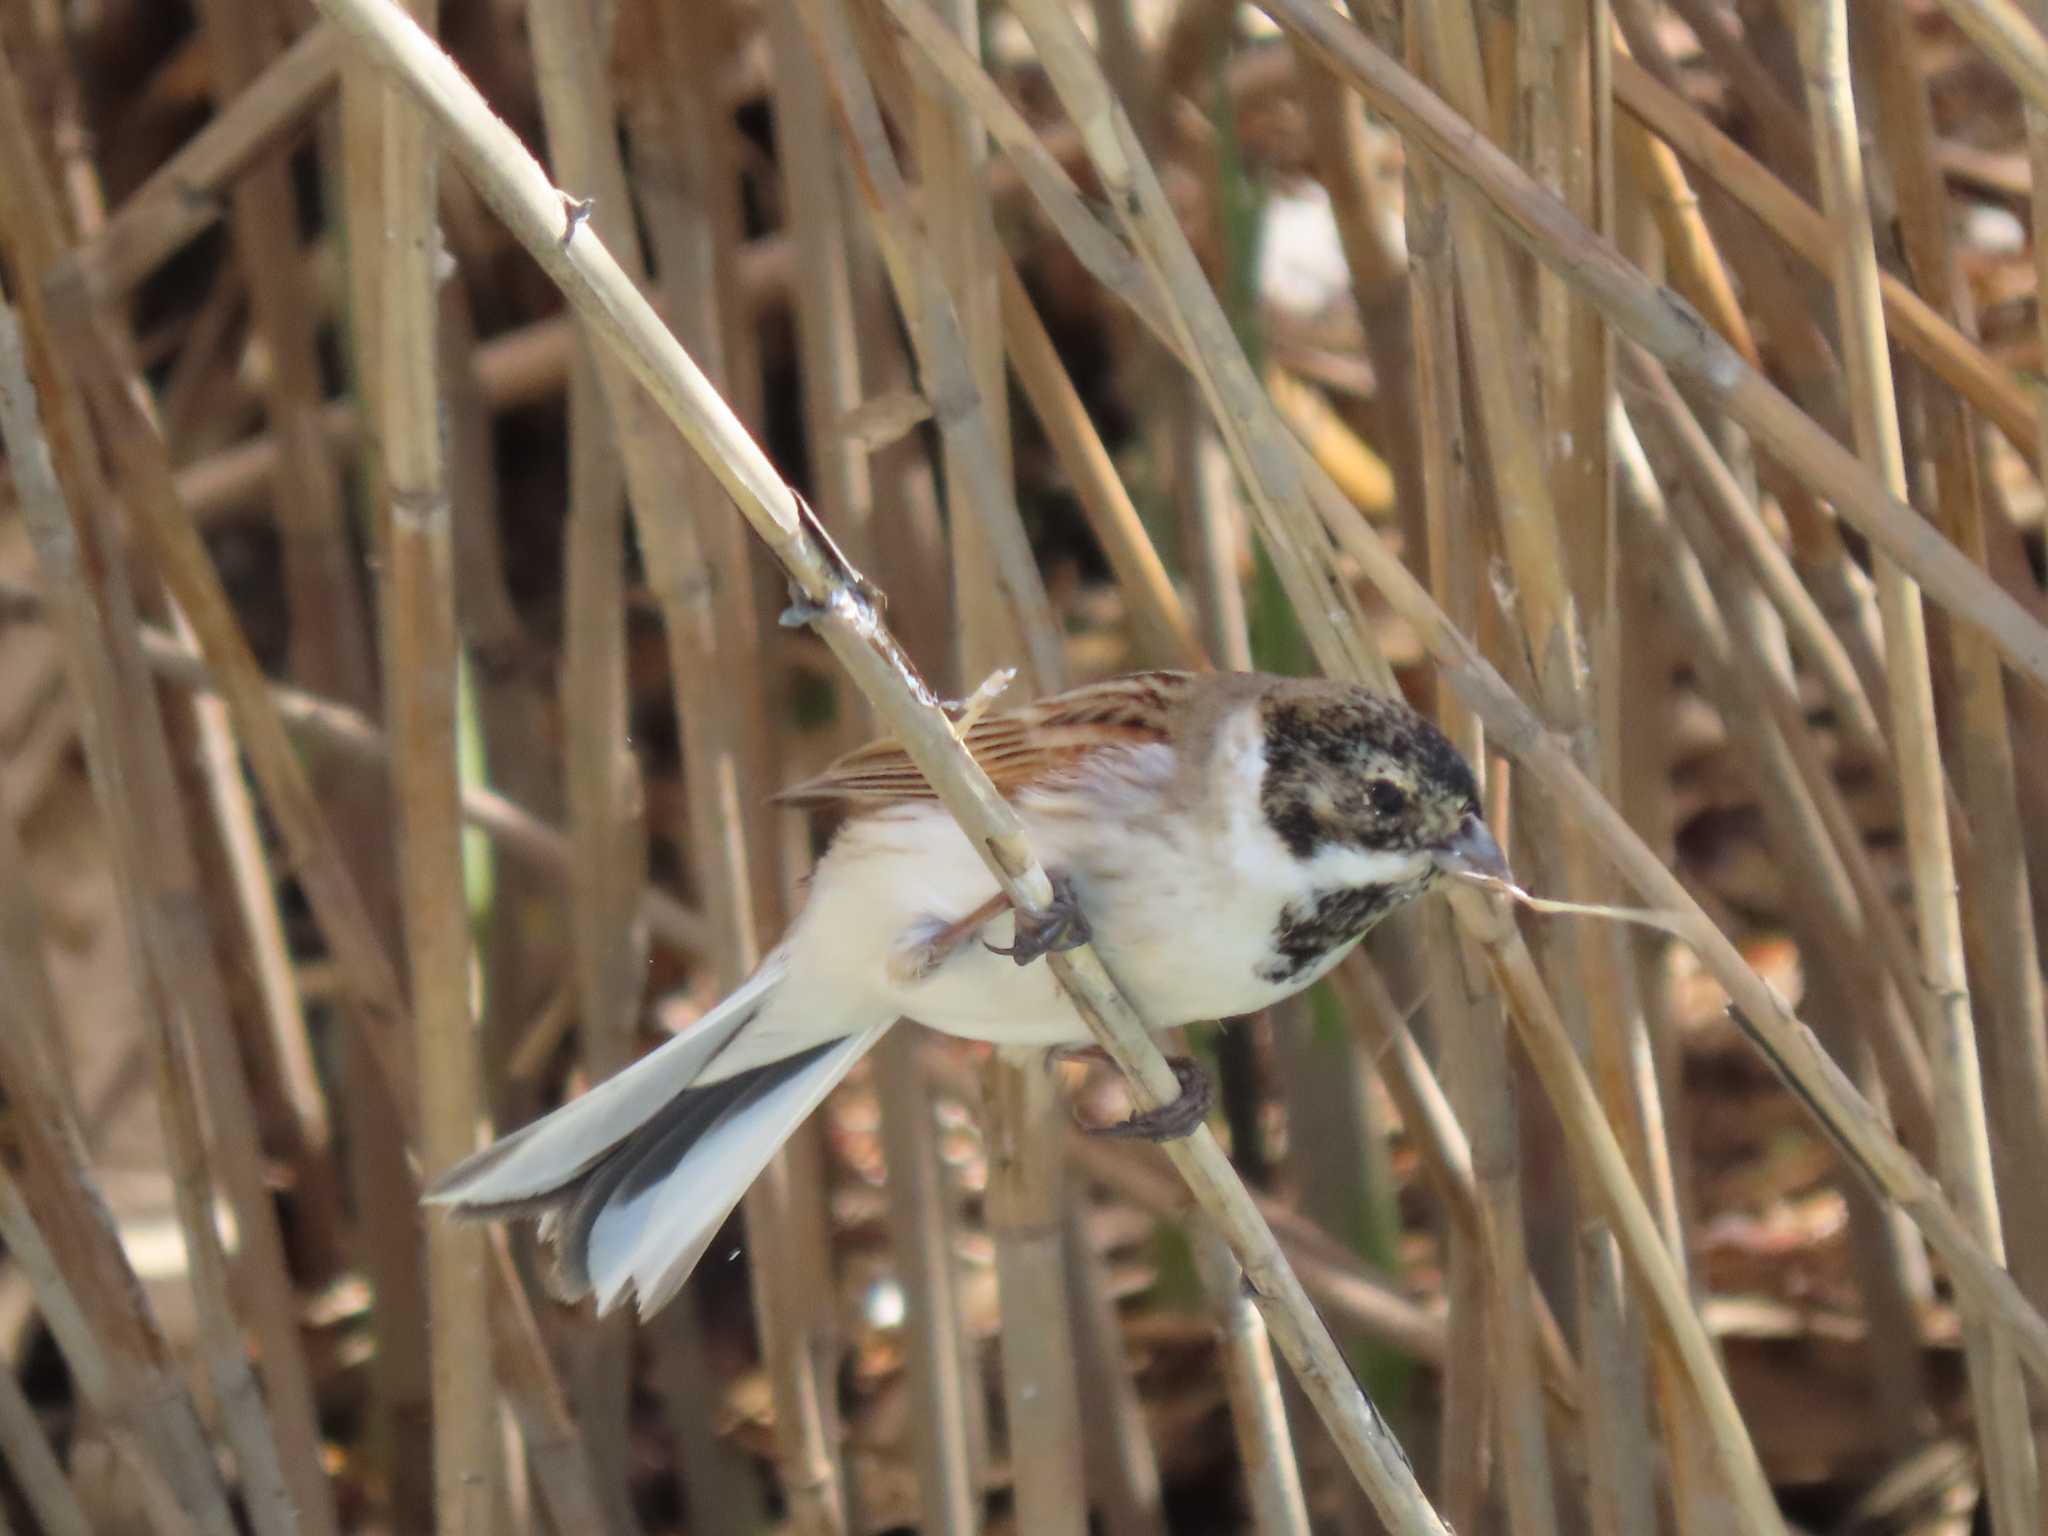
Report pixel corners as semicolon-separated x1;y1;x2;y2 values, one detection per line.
1080;1055;1213;1142
985;872;1091;966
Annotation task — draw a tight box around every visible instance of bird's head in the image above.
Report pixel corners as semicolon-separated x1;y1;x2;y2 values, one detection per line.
1255;681;1507;887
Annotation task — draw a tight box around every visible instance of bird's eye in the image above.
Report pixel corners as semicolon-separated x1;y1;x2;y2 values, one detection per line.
1368;779;1408;817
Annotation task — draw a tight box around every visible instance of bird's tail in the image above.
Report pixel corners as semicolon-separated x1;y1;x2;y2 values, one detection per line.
425;952;890;1316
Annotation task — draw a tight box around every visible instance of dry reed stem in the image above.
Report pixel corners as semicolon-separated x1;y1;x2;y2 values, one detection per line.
1;69;346;1531
981;1054;1094;1536
1618;351;1939;1144
1330;954;1581;1404
1616;397;1944;1446
1936;0;2048;118
369;2;497;1523
873;1033;984;1534
1395;54;1536;1522
1864;1;2048;1517
2013;0;2048;1441
193;0;374;815
1617;336;1893;787
796;0;1064;690
331;45;436;1532
1445;2;1660;1524
1002;0;1398;695
1053;1129;1451;1368
1610;48;2037;464
1795;0;1990;1452
1442;882;1787;1536
1193;1231;1314;1536
0;324;236;1536
661;10;856;1523
52;608;707;951
824;7;1095;1525
139;939;302;1536
61;22;341;301
995;250;1208;670
1247;0;2048;1396
1608;0;1880;724
763;1;980;1520
1659;0;1811;179
524;1;652;1502
1063;1195;1170;1536
180;610;350;1281
311;1;1453;1525
55;295;418;1090
0;1350;91;1536
1266;0;2048;695
0;1168;232;1536
1288;32;1430;565
1612;5;1854;632
1420;0;1577;703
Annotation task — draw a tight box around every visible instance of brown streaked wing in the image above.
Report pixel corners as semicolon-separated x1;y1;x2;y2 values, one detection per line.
776;671;1196;808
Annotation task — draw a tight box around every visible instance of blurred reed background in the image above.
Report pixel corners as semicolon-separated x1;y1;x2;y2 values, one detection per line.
3;0;2048;1532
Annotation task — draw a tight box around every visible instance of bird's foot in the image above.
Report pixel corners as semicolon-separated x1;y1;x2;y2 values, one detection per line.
985;872;1091;966
1073;1053;1213;1143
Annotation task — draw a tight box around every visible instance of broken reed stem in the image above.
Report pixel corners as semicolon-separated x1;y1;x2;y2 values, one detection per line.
310;0;1451;1526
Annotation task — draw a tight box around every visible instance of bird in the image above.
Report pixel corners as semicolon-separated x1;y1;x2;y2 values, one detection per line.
427;669;1506;1317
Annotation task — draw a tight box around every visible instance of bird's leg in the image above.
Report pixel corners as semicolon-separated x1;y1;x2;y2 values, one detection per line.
887;891;1011;985
984;871;1092;965
1047;1046;1214;1143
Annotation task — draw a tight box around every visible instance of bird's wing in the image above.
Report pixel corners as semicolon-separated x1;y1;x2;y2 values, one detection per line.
777;670;1197;808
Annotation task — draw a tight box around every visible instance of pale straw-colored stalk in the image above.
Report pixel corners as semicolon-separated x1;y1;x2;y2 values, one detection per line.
1864;0;2048;1514
372;0;498;1513
1609;48;2036;465
1795;0;2020;1490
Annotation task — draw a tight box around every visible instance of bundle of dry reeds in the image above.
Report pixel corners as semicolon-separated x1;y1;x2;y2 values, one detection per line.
3;0;2048;1531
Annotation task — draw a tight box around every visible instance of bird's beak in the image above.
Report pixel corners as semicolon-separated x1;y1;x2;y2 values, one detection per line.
1432;816;1511;884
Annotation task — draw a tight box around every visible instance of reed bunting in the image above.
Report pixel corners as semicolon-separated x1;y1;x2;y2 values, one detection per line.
430;670;1504;1315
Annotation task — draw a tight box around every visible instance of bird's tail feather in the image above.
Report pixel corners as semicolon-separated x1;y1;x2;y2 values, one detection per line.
571;1022;885;1315
424;953;889;1314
